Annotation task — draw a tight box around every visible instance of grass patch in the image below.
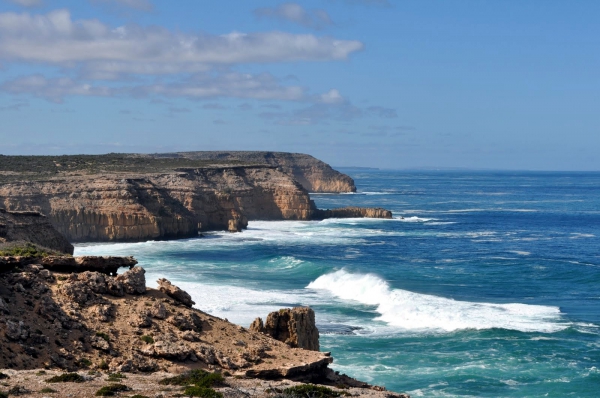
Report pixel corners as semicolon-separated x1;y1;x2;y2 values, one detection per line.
140;335;154;344
158;369;223;388
95;384;129;396
45;373;85;383
183;386;223;398
40;387;57;393
283;385;341;398
0;242;55;257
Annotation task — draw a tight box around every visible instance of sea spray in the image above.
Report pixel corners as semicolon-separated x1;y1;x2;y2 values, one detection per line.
307;269;568;333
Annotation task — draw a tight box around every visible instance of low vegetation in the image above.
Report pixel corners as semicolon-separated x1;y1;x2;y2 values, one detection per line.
95;383;129;396
183;386;224;398
0;243;55;257
0;153;250;183
282;384;342;398
140;335;154;344
159;370;224;397
45;373;85;383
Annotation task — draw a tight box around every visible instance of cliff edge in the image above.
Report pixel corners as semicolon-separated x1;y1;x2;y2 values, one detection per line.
165;151;357;193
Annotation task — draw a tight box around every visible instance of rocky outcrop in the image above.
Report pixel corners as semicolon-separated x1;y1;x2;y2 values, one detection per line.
169;151;356;193
0;208;73;254
157;278;195;307
313;206;393;220
40;256;137;275
250;307;320;351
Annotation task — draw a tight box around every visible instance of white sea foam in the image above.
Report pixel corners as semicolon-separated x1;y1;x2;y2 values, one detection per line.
395;216;434;222
307;269;568;333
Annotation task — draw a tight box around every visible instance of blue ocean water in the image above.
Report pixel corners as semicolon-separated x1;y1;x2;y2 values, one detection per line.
76;170;600;397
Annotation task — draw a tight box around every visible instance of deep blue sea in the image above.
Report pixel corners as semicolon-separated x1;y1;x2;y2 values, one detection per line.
76;170;600;397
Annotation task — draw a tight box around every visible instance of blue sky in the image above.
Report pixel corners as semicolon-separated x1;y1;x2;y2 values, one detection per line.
0;0;598;170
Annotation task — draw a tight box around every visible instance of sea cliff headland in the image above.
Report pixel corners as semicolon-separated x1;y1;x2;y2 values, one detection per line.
0;152;390;242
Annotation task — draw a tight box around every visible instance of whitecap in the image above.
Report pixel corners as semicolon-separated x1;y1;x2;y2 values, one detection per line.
307;269;569;333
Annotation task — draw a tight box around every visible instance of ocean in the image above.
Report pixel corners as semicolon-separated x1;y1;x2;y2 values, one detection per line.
75;170;600;397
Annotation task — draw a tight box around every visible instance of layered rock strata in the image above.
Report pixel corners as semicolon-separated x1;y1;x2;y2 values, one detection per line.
0;208;74;254
0;166;314;242
250;307;320;351
166;151;357;193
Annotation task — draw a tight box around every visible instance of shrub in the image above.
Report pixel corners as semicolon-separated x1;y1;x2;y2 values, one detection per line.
0;391;7;398
283;385;341;398
95;384;129;396
107;373;126;382
158;369;223;388
130;395;150;398
99;360;109;370
45;373;85;383
77;358;93;368
140;335;154;344
40;387;57;393
96;332;110;342
183;386;223;398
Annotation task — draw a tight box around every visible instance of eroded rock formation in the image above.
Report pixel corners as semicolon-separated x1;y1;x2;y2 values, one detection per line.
173;151;357;193
250;307;320;351
0;208;74;254
313;206;393;220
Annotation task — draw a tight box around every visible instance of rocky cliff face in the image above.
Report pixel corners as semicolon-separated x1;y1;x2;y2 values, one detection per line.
313;206;393;220
0;209;74;254
250;307;320;351
169;151;357;193
0;166;314;242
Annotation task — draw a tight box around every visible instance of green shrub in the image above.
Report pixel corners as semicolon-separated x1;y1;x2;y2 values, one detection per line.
183;386;223;398
77;358;93;368
95;384;129;396
0;391;7;398
283;385;341;398
130;395;150;398
40;387;57;393
158;369;223;387
107;373;126;382
96;332;110;342
99;360;109;370
140;335;154;344
0;243;53;257
45;373;85;383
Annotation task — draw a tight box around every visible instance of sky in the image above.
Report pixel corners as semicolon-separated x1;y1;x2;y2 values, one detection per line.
0;0;598;170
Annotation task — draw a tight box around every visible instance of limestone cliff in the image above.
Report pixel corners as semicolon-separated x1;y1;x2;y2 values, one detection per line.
0;208;74;254
0;166;313;242
166;151;357;193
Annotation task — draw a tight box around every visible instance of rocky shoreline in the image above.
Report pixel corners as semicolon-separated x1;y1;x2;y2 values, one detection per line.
0;255;409;397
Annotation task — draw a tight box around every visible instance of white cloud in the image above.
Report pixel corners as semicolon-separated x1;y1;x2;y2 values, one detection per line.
6;0;42;7
1;71;306;102
319;88;345;104
255;3;333;29
91;0;154;12
1;74;112;102
0;9;363;77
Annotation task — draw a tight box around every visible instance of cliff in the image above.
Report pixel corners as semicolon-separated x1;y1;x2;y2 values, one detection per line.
0;153;389;243
0;208;74;254
0;165;314;242
163;151;357;193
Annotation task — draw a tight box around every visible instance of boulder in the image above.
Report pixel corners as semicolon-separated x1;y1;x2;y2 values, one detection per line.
250;307;320;351
116;266;146;294
156;278;195;307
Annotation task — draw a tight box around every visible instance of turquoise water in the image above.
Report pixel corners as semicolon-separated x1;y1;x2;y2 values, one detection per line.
76;170;600;397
